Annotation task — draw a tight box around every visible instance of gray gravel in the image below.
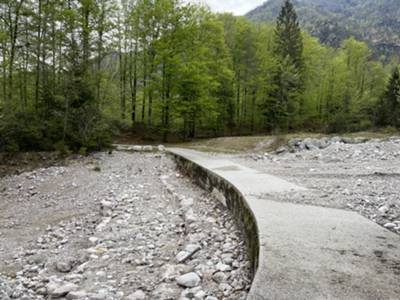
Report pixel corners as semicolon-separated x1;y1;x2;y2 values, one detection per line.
231;136;400;235
0;151;251;299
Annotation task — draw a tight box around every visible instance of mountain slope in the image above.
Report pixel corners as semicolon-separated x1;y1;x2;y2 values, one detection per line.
246;0;400;58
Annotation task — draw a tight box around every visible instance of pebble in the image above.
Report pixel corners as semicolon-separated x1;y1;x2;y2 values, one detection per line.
56;260;74;273
212;272;228;283
126;290;146;300
177;272;201;288
176;244;201;263
216;262;231;272
66;291;88;299
142;146;153;152
379;206;390;214
384;223;397;229
47;282;78;298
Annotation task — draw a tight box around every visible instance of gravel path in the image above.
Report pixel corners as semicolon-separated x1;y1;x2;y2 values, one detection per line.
230;136;400;234
0;151;251;300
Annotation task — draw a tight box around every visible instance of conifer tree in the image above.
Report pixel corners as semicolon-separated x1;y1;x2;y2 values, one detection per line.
274;0;303;70
379;67;400;127
267;0;304;130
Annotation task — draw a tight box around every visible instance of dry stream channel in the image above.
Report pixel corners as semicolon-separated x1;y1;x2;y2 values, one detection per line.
0;151;251;300
1;136;400;300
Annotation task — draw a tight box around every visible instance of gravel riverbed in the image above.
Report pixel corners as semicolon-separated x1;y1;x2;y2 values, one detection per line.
0;152;251;300
232;136;400;235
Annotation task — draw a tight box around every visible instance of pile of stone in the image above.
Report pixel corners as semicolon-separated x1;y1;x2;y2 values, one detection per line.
277;136;372;154
113;144;166;152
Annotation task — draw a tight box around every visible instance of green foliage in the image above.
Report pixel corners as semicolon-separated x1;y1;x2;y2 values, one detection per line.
54;141;72;156
0;111;47;152
266;0;304;130
247;0;400;60
0;0;395;152
378;67;400;127
274;0;304;70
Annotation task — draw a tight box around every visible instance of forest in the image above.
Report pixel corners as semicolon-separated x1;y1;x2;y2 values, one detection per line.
0;0;399;153
247;0;400;58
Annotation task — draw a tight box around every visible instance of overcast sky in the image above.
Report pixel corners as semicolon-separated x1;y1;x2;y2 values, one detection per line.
197;0;267;15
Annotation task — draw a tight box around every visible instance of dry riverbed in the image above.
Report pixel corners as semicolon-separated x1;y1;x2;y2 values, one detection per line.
0;152;251;300
231;136;400;234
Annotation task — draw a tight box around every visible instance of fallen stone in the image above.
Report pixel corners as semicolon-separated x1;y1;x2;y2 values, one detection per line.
142;146;153;152
384;223;396;229
55;260;74;273
216;262;231;272
126;290;146;300
47;282;78;298
177;272;201;288
194;290;206;300
212;271;227;283
176;244;201;263
67;291;88;299
130;146;142;151
379;205;389;214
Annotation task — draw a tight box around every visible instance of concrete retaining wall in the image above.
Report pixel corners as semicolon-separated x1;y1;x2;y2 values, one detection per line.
169;151;260;275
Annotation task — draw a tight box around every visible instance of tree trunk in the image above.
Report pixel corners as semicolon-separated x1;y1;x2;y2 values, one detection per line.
35;0;43;110
7;1;25;102
142;48;147;123
147;50;155;127
129;42;138;124
251;88;256;132
119;51;126;119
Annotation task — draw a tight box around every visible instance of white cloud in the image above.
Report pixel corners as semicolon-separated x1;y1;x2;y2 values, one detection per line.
197;0;266;15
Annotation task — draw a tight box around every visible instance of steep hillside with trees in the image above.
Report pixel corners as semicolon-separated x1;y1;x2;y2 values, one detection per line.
246;0;400;59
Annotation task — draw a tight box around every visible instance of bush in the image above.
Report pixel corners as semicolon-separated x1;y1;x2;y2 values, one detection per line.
0;111;49;152
0;106;115;154
53;140;72;156
63;105;114;152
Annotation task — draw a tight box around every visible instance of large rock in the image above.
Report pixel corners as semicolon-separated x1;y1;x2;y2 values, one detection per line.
177;272;201;288
303;138;320;150
46;282;78;298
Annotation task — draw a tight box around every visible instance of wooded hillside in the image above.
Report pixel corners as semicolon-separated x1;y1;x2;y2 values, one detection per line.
247;0;400;60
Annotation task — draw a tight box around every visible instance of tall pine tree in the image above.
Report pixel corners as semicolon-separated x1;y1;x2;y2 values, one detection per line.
274;0;303;70
378;67;400;127
266;0;304;130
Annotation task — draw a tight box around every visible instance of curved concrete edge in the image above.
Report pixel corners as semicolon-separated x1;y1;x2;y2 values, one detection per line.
168;148;400;300
167;150;261;280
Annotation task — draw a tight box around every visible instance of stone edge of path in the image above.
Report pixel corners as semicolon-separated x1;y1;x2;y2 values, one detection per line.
167;150;261;288
113;144;166;152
